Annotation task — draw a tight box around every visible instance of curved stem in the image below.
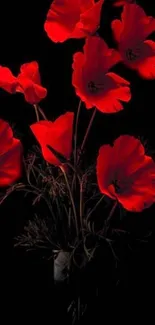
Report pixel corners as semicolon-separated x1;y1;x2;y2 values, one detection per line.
60;165;79;237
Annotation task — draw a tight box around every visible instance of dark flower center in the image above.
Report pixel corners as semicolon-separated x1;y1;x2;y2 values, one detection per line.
126;48;140;61
88;81;104;93
112;179;123;194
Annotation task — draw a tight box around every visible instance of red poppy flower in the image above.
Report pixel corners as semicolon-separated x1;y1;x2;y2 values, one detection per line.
16;61;47;104
0;62;47;104
111;3;155;79
113;0;134;7
44;0;104;43
30;112;74;166
72;36;131;113
96;135;155;212
0;120;23;187
0;66;18;93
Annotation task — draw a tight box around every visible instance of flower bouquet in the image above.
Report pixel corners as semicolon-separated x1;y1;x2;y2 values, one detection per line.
0;0;155;323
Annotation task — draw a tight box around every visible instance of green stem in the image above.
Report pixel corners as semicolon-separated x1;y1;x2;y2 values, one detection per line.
60;165;79;237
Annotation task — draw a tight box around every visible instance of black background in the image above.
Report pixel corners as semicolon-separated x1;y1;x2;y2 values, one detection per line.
0;0;155;323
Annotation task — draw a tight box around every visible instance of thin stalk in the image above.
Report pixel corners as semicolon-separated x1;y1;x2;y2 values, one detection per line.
106;200;118;225
77;108;97;164
60;165;79;237
33;104;48;120
86;195;105;220
79;180;84;240
37;105;48;120
103;200;118;236
34;104;39;122
74;100;82;166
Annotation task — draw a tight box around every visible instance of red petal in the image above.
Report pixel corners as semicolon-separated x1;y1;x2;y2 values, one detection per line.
19;61;41;84
0;66;17;93
0;138;23;187
121;4;155;44
113;0;134;7
96;144;116;199
117;156;155;211
17;62;47;104
112;135;145;176
44;0;81;42
30;112;74;166
0;120;14;155
76;0;104;36
84;36;121;73
72;42;129;113
111;19;123;43
0;120;23;187
136;40;155;79
18;80;47;104
92;73;131;113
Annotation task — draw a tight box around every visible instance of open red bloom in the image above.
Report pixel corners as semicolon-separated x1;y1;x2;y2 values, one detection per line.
0;120;23;187
113;0;134;7
111;3;155;79
30;112;74;166
97;135;155;212
0;61;47;104
44;0;104;43
72;36;131;113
